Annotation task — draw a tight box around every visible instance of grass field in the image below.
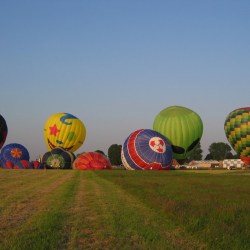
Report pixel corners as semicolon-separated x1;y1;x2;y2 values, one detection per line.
0;169;250;250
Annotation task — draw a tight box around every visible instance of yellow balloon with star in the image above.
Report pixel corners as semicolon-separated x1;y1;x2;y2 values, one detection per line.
44;113;86;152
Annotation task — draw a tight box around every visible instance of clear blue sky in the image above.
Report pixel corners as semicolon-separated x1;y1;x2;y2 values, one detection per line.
1;0;249;160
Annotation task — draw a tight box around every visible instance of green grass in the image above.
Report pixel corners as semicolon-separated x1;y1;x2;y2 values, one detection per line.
0;170;250;249
95;171;250;249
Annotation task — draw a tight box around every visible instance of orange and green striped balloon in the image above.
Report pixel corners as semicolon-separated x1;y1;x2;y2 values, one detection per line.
224;107;250;165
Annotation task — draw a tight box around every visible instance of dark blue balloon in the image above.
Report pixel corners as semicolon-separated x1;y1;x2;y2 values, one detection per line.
1;143;30;165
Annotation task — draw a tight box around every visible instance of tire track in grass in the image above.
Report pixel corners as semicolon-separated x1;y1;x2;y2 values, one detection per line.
66;171;116;250
0;171;79;250
66;171;205;250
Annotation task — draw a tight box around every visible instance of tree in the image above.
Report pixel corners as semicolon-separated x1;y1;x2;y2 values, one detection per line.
204;153;213;160
108;144;122;166
208;142;232;161
186;142;203;162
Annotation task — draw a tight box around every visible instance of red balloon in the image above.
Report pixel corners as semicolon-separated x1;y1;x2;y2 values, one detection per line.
73;152;111;170
240;156;250;166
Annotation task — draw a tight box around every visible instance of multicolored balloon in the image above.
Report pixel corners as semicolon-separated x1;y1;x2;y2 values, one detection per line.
0;143;30;164
224;107;250;166
0;160;13;169
31;160;44;169
0;155;6;169
44;113;86;152
42;147;75;169
153;106;203;160
73;152;111;170
0;114;8;150
121;129;173;170
13;160;32;169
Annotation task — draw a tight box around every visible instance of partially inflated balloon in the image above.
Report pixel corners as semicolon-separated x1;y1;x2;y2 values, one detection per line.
31;160;44;169
153;106;203;160
13;160;31;169
121;129;173;170
224;107;250;166
0;143;30;168
42;147;75;169
0;114;8;150
44;113;86;152
73;152;111;170
1;143;30;162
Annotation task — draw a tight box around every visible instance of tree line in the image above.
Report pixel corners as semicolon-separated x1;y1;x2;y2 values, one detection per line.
105;142;238;166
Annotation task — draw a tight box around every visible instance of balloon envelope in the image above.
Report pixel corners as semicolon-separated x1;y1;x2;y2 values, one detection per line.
0;114;8;150
44;113;86;152
31;160;44;169
0;143;30;169
1;143;30;163
224;107;250;165
153;106;203;160
13;160;31;169
73;152;111;170
42;147;74;169
121;129;173;170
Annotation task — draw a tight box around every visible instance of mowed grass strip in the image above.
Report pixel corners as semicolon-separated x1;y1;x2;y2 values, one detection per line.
0;170;80;250
66;171;116;250
95;171;250;250
66;171;203;250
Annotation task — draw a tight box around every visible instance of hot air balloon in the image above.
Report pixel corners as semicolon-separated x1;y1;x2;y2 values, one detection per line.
31;160;44;169
224;107;250;166
153;106;203;160
1;143;30;163
0;114;8;150
13;160;32;169
0;155;6;169
44;113;86;153
0;143;30;169
0;161;13;169
42;147;75;169
73;152;111;170
121;129;173;170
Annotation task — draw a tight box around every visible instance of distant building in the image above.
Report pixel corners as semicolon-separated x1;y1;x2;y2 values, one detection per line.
188;160;220;169
222;159;244;170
